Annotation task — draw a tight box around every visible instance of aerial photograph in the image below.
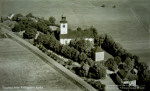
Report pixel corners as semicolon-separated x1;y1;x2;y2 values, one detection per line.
0;0;150;91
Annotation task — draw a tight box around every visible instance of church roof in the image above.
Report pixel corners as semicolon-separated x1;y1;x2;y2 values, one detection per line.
60;30;94;39
60;16;67;23
94;46;103;52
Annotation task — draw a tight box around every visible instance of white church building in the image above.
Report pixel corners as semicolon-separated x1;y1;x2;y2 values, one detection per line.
59;16;104;61
59;16;94;45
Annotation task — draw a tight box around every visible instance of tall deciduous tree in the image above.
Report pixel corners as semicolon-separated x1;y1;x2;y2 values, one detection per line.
137;62;148;72
49;16;56;24
12;14;23;22
114;56;122;65
105;58;118;71
23;28;37;39
79;52;87;63
77;27;82;31
26;13;34;18
124;57;134;71
88;64;106;79
12;23;22;32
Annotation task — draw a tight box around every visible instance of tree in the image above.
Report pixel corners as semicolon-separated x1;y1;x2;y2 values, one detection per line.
69;39;93;57
1;16;8;22
85;58;94;66
23;28;37;39
79;52;87;63
112;42;122;56
34;33;50;46
101;34;114;55
77;27;82;31
49;16;56;24
73;50;80;61
99;34;106;45
12;23;22;32
138;69;150;90
87;80;106;91
133;55;140;68
26;13;34;18
114;56;122;65
137;62;148;72
124;57;134;71
88;64;106;79
78;63;90;77
118;63;128;71
105;58;118;71
116;48;126;57
122;52;133;61
53;41;61;53
94;35;100;46
37;22;50;34
90;26;97;37
12;14;23;22
49;35;57;49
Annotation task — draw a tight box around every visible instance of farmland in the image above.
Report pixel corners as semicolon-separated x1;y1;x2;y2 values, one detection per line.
0;38;82;91
1;0;149;65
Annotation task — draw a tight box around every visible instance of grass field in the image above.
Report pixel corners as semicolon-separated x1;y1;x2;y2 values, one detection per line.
1;0;149;64
0;38;82;91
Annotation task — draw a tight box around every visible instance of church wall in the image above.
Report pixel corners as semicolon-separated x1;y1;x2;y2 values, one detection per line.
60;39;72;45
60;23;68;34
95;52;104;61
85;38;94;45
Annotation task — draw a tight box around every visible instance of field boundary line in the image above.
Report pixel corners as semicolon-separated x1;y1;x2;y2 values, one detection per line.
1;23;97;91
130;7;149;33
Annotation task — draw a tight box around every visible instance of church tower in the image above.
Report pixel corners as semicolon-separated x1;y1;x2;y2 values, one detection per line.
60;15;68;34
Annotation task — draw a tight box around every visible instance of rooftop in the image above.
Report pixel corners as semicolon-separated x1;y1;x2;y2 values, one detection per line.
117;69;137;81
94;46;103;52
60;16;67;23
60;30;94;39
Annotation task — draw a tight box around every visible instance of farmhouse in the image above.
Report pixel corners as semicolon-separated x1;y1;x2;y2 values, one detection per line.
117;69;137;86
59;16;104;61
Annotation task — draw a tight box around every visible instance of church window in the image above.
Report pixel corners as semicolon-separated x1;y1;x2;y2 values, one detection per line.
63;24;65;28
